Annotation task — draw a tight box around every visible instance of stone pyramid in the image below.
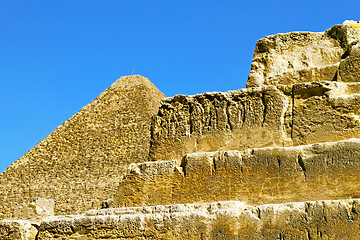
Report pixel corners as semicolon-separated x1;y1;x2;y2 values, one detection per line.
0;75;165;219
3;21;360;239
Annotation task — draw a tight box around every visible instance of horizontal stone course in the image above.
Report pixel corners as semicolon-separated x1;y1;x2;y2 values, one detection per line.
119;138;360;207
36;199;360;239
150;81;360;162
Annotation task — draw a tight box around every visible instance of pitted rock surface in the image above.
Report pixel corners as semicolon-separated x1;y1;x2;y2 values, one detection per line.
247;22;360;87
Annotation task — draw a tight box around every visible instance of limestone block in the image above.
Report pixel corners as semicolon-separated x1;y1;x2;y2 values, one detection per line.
13;198;54;222
292;81;360;145
149;85;292;162
150;81;360;161
247;23;360;87
0;75;165;219
37;199;360;239
261;63;339;86
338;41;360;82
118;139;360;207
0;220;38;240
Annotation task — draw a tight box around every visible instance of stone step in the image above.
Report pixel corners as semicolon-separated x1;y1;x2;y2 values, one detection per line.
36;199;360;239
150;81;360;161
122;138;360;207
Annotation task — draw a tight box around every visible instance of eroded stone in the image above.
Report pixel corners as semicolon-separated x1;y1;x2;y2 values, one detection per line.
247;23;360;87
150;81;360;161
150;85;292;161
0;220;38;240
338;41;360;82
119;139;360;207
37;199;360;239
13;198;54;222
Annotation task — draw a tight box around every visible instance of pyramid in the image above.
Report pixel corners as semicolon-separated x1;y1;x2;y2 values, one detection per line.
0;75;164;219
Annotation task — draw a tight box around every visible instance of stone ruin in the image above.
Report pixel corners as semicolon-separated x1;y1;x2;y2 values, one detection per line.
2;21;360;239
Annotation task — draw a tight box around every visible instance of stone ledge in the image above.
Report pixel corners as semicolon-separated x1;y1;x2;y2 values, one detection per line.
37;199;360;239
150;81;360;161
0;220;38;240
120;138;360;207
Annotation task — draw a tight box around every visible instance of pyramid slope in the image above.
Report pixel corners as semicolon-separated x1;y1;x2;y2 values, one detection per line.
0;75;165;219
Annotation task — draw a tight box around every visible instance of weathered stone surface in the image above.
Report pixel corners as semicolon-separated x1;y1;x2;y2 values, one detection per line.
13;198;54;222
338;41;360;82
150;85;293;161
0;220;37;240
119;139;360;207
292;81;360;145
259;63;340;87
37;199;360;239
150;81;360;161
247;23;360;87
0;75;165;219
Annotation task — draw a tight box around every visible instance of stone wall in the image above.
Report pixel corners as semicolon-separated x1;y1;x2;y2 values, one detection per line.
150;85;292;161
150;81;360;162
35;199;360;239
119;139;360;207
0;75;164;219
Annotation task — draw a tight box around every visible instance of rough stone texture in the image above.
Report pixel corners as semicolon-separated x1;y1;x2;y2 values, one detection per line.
150;81;360;161
119;139;360;207
338;41;360;82
13;198;54;223
247;23;360;87
37;199;360;239
150;85;293;161
0;220;38;240
292;81;360;145
0;75;165;219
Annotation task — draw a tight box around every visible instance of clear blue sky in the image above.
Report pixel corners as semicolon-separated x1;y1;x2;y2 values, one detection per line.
1;0;359;173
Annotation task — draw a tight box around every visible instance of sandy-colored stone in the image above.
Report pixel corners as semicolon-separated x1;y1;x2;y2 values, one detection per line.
247;23;360;87
338;41;360;82
262;63;339;86
150;81;360;161
0;220;38;240
119;138;360;207
292;81;360;145
37;199;360;239
13;198;54;222
0;75;165;219
150;85;293;161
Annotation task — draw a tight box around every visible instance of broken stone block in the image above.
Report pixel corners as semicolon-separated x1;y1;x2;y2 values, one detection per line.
338;41;360;82
292;81;360;145
13;198;54;222
247;22;360;87
0;220;37;240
